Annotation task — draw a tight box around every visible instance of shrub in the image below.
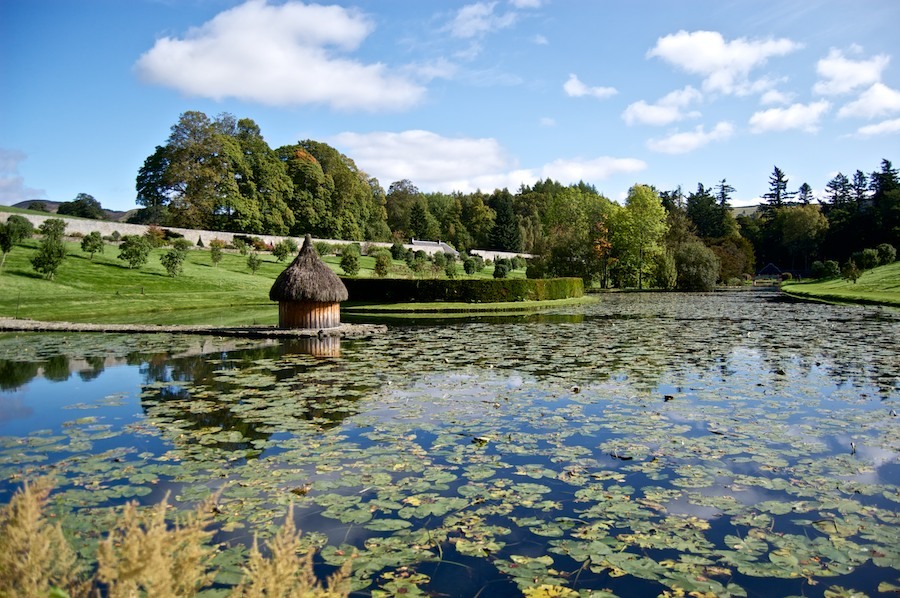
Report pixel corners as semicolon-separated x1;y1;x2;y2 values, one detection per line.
233;238;249;255
374;251;392;277
842;259;860;283
781;272;793;281
109;230;121;242
493;263;509;279
314;241;331;256
525;256;548;279
31;219;68;279
810;261;825;279
247;252;263;274
118;235;151;269
511;256;527;270
463;258;477;275
853;248;879;270
824;260;840;278
876;243;896;265
433;252;447;268
81;231;105;261
0;215;34;268
209;238;227;250
272;239;297;262
197;236;204;247
390;242;407;260
160;249;185;277
172;238;193;253
340;245;360;276
210;245;223;267
144;225;166;248
341;277;583;303
444;260;458;279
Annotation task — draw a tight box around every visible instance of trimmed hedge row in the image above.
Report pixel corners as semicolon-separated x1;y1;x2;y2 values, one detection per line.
340;277;583;303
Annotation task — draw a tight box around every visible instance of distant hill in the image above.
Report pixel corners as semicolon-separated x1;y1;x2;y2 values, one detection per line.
11;199;133;222
731;205;760;217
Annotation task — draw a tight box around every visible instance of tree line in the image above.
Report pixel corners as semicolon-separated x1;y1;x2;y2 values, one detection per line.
16;109;897;289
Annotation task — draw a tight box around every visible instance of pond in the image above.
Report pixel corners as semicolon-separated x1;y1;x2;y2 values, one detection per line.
1;290;898;597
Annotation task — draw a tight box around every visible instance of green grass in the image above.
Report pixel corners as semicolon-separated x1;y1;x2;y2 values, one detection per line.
781;261;900;307
0;240;530;325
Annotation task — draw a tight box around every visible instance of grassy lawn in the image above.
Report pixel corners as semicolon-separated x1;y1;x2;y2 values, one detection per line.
781;261;900;307
0;239;529;324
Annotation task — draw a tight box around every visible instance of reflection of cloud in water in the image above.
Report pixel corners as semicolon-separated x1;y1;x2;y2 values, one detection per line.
0;395;33;423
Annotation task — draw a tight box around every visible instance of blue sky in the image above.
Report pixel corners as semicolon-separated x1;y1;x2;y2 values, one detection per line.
2;0;899;211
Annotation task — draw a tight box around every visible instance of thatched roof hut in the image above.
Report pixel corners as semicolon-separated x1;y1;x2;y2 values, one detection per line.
269;235;348;329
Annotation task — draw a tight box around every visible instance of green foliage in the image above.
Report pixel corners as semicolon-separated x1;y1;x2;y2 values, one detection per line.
489;191;522;252
390;242;407;260
143;225;167;248
272;239;298;262
31;219;68;279
373;251;392;277
853;248;879;270
247;252;263;275
233;238;249;255
823;259;840;278
444;260;458;279
210;245;223;267
842;259;861;283
80;231;105;260
463;258;477;275
160;249;186;277
674;241;719;291
197;236;204;247
340;245;360;276
493;261;510;279
118;235;151;269
342;276;583;303
56;192;106;220
651;251;677;290
172;238;193;253
0;215;34;268
876;243;896;265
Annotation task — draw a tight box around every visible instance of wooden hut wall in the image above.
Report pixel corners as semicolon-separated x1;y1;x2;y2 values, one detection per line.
279;301;341;329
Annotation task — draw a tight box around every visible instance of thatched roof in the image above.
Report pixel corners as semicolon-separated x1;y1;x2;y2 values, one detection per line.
269;235;348;303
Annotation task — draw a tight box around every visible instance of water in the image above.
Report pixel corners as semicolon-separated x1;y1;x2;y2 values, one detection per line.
1;290;898;596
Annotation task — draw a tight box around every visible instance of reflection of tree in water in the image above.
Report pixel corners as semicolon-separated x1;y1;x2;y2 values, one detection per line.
77;355;106;382
43;354;71;382
0;360;40;390
137;337;374;455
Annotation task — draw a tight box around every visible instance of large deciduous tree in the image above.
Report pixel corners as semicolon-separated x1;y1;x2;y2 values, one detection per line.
57;193;106;220
615;184;668;289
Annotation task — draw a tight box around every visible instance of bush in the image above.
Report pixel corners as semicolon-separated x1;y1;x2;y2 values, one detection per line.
674;241;719;292
853;248;879;270
233;238;249;255
272;239;297;262
210;245;223;267
160;249;185;277
31;237;67;279
824;260;840;278
340;245;360;276
810;261;825;279
782;272;793;281
341;277;584;303
108;231;121;242
0;215;34;267
197;236;204;247
463;258;477;275
444;260;458;279
842;259;861;283
493;263;509;279
374;251;392;277
876;243;896;265
390;242;407;260
511;256;527;270
314;241;332;256
81;231;104;261
433;252;447;268
118;235;151;269
172;238;193;253
144;225;166;248
247;252;263;274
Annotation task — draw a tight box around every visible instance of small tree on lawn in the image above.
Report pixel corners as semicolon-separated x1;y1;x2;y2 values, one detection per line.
842;259;861;283
0;215;34;268
31;218;67;279
272;239;297;262
247;252;262;275
80;231;104;261
340;245;360;276
118;235;151;269
160;249;185;277
374;251;391;277
209;239;226;268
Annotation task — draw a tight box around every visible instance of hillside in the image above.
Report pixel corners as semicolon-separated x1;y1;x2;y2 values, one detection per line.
9;200;133;222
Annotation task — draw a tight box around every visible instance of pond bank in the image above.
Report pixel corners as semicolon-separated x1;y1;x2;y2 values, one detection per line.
0;317;387;338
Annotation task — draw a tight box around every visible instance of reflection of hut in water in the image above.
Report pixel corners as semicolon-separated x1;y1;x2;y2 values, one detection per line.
292;336;341;357
269;235;348;329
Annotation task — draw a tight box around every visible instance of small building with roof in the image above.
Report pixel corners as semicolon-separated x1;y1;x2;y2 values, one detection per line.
410;238;459;258
269;235;348;329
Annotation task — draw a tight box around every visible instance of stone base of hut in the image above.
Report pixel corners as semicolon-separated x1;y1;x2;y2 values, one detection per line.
279;301;341;329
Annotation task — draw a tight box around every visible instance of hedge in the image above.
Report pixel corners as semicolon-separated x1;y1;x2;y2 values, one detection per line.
340;277;583;303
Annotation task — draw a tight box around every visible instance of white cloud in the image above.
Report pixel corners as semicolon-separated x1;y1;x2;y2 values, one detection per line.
447;2;517;38
647;30;801;96
532;34;549;45
331;130;644;193
814;48;890;95
837;83;900;119
539;117;556;127
563;74;617;99
749;101;830;133
134;0;424;111
540;157;647;182
622;86;702;125
509;0;541;7
760;89;793;105
856;118;900;137
0;149;45;205
647;121;734;154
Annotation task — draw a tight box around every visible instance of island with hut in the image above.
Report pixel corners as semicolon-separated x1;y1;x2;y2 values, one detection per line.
269;234;349;329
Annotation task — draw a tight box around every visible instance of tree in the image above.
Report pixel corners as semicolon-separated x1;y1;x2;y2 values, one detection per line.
489;190;522;252
31;219;67;279
762;166;795;215
776;205;829;271
686;183;719;238
272;239;297;262
57;193;106;220
118;235;151;269
674;241;720;291
0;215;34;268
160;249;185;277
340;245;360;276
374;251;391;277
247;252;263;274
616;185;668;289
797;183;814;205
80;231;104;261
